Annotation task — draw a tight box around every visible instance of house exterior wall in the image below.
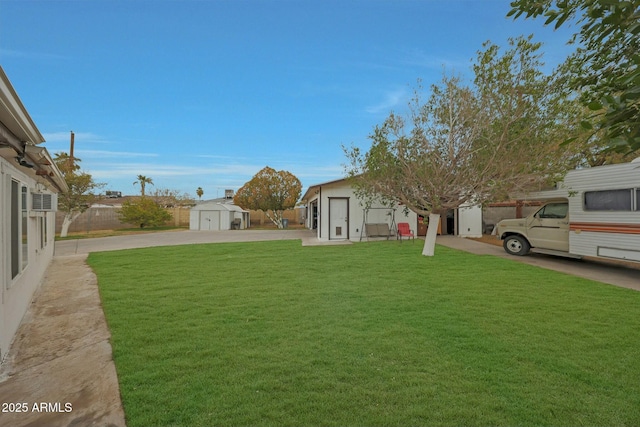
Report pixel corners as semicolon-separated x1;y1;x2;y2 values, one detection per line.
0;157;57;359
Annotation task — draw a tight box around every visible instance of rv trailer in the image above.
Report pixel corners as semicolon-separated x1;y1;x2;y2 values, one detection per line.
496;158;640;263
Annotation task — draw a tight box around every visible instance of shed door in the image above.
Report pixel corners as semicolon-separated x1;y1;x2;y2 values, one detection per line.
200;211;220;230
329;198;349;240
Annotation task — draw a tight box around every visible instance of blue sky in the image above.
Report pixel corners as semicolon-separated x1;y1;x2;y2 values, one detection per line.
0;0;577;198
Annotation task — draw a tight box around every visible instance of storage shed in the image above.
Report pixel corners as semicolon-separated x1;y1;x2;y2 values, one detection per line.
300;177;418;242
301;177;483;241
189;199;250;231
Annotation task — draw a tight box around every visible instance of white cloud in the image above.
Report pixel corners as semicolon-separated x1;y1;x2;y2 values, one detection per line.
365;87;409;114
42;131;108;144
78;149;159;158
399;47;469;71
0;48;67;61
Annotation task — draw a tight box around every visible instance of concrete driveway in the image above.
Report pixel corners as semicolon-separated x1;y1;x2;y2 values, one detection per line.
54;229;312;256
0;231;638;427
437;235;640;292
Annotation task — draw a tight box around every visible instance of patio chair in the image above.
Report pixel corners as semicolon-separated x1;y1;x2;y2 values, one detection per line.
397;222;415;242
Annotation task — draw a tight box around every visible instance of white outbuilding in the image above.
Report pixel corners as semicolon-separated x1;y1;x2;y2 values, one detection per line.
189;198;250;231
300;177;483;241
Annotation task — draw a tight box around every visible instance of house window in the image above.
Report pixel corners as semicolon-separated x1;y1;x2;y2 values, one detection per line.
584;189;633;211
39;216;45;249
11;180;20;278
10;180;29;280
22;185;28;269
44;212;48;246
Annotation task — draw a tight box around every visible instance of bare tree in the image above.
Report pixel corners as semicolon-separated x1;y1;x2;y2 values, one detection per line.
54;152;104;237
345;37;577;256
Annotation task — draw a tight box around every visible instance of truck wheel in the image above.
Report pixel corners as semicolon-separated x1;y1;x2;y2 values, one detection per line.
503;235;530;256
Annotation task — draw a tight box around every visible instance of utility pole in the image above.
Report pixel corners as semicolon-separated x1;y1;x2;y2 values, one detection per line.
69;131;75;169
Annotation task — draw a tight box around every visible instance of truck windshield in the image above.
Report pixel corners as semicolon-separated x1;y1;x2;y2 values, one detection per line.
536;203;568;219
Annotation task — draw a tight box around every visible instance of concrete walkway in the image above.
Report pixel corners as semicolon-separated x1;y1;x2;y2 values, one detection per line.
1;231;638;427
0;230;313;427
0;254;126;427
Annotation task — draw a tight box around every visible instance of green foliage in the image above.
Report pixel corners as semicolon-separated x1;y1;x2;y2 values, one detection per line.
117;197;172;229
133;175;154;196
89;241;640;427
53;152;103;215
509;0;640;153
234;166;302;228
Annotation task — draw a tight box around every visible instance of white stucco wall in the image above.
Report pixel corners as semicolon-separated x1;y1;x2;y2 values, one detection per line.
306;181;418;242
0;157;57;359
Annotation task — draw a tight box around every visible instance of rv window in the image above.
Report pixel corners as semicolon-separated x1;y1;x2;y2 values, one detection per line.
537;203;568;218
637;189;640;211
584;189;632;211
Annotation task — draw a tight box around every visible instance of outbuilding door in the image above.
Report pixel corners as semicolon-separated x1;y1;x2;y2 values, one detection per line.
329;197;349;240
200;211;220;230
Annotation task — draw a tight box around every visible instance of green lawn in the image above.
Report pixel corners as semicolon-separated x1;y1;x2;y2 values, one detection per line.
88;240;640;427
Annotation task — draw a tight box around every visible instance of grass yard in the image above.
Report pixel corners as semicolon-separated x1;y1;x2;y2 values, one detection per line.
88;240;640;427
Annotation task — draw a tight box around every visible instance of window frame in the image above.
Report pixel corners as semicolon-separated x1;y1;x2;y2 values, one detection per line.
583;188;634;212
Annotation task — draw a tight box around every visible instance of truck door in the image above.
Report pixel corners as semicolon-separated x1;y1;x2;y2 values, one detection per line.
526;202;569;252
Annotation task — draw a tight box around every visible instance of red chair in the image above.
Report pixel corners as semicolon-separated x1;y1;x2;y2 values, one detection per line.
397;222;415;242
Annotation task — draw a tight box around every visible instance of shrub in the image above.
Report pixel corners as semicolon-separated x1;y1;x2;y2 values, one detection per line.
117;197;172;228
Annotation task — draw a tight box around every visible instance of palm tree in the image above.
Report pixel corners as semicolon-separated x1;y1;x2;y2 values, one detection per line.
196;187;204;200
133;175;154;196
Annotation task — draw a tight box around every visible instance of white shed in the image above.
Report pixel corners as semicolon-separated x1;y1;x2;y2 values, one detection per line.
189;199;250;231
300;178;418;242
301;177;485;240
457;203;483;238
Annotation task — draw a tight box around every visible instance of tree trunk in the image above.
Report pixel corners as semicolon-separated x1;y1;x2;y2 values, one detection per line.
265;210;284;228
60;211;82;238
421;213;441;257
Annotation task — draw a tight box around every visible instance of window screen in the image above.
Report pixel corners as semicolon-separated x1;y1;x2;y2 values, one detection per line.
584;189;632;211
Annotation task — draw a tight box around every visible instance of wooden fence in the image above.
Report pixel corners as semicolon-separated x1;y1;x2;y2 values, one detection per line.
55;207;191;233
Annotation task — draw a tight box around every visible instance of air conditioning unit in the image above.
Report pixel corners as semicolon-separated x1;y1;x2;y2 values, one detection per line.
32;193;56;211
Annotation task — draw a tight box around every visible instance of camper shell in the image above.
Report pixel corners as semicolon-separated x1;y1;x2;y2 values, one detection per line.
496;158;640;263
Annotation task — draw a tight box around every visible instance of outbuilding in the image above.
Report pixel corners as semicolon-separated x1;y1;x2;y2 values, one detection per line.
301;177;483;241
189;198;250;231
300;177;419;241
